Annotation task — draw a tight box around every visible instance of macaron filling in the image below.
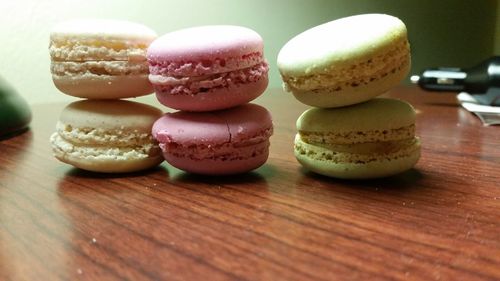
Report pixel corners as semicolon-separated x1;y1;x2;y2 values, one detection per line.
295;134;420;164
149;62;268;96
51;133;160;161
50;39;149;62
55;122;156;147
299;136;418;154
299;124;415;145
51;61;149;77
148;52;264;77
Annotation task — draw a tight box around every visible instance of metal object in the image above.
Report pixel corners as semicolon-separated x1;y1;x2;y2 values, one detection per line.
412;56;500;102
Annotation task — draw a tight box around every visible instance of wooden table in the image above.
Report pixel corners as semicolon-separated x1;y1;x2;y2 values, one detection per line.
1;86;499;281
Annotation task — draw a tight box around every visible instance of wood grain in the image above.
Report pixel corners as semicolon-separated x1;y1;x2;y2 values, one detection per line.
1;86;499;281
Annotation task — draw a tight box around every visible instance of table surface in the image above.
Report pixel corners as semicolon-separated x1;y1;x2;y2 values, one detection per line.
1;86;499;281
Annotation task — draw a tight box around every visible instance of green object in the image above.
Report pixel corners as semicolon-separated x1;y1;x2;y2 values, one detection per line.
0;76;31;138
294;98;421;179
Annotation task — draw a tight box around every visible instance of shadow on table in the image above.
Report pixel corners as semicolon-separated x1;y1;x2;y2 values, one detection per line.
62;165;169;179
56;164;171;204
299;167;425;192
0;127;31;141
171;163;276;187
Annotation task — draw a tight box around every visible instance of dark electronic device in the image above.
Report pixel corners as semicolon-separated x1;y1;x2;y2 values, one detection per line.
411;56;500;105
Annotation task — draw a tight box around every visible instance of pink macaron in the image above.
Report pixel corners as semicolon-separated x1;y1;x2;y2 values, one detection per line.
152;103;273;175
147;25;269;112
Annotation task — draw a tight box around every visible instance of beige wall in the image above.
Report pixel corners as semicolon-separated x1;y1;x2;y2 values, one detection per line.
0;0;497;104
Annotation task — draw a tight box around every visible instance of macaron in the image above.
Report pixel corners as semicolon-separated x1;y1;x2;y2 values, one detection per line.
50;100;163;173
294;98;420;179
152;104;273;175
147;25;269;111
49;19;157;99
278;14;410;108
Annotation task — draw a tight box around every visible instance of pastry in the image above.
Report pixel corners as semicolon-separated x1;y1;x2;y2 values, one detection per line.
50;100;163;173
152;103;273;174
294;98;420;179
147;25;269;111
278;14;410;108
49;19;157;99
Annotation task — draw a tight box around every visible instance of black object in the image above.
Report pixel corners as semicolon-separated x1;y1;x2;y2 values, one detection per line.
0;75;32;138
411;56;500;93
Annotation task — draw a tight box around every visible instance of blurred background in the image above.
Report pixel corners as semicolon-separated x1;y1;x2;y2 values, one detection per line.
0;0;499;104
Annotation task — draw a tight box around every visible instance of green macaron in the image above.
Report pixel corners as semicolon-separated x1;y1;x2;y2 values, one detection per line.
294;98;421;179
0;76;31;138
278;14;410;108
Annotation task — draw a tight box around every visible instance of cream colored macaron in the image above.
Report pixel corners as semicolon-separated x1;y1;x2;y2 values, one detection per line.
278;14;410;108
294;98;420;179
50;100;163;173
50;19;157;99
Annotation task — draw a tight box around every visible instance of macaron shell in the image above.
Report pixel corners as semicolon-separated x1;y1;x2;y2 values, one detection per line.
153;103;272;145
277;14;407;76
53;73;153;99
163;141;270;175
223;103;273;143
153;110;230;145
60;100;162;131
294;134;421;179
50;19;157;41
147;25;264;68
297;98;416;134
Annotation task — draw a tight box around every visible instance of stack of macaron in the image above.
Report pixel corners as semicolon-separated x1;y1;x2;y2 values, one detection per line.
49;19;164;173
278;14;421;179
148;26;273;175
